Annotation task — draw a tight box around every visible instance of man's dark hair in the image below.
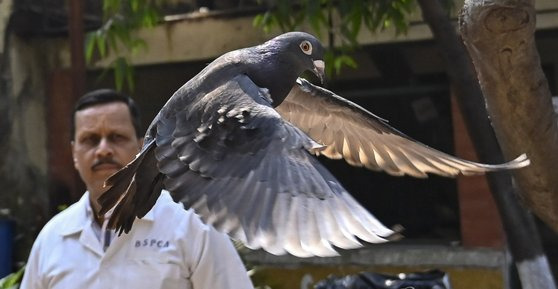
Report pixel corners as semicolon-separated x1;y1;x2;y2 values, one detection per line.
71;89;143;139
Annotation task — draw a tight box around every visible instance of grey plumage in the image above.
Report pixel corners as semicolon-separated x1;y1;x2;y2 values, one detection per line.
99;32;529;257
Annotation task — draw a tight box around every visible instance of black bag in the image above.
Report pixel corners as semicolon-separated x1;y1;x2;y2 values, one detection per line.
314;269;451;289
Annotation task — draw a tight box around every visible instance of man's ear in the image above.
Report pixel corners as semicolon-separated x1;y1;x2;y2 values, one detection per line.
71;141;78;170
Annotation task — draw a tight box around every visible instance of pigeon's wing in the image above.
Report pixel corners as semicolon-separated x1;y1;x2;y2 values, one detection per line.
154;74;395;257
276;78;529;178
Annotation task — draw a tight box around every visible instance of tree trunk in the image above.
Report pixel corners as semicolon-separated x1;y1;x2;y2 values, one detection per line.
417;0;557;288
460;0;558;233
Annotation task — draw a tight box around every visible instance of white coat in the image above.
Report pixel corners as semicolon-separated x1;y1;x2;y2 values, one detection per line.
20;191;254;289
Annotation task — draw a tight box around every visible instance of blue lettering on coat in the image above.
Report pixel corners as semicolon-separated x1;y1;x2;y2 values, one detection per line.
134;239;170;248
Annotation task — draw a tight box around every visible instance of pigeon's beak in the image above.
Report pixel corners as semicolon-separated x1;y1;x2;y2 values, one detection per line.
312;60;325;84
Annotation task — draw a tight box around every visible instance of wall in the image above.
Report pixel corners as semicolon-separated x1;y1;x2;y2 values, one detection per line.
0;0;12;55
0;12;51;266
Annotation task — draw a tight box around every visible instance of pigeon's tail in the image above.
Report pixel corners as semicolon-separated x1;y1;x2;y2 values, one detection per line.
98;140;164;235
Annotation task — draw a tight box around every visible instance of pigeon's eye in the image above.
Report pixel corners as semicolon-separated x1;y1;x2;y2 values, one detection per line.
300;40;312;55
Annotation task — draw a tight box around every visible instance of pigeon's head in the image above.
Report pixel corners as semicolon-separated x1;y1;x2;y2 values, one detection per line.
265;32;326;83
248;32;326;106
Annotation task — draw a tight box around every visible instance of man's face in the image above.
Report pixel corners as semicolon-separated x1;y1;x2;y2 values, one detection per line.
72;102;142;211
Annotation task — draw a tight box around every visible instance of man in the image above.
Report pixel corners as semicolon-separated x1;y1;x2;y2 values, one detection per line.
21;89;254;289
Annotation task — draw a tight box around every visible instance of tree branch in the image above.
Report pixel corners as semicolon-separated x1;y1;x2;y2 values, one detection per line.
460;0;558;234
419;0;556;288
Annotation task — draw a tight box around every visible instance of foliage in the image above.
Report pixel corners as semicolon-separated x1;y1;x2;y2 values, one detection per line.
85;0;168;91
253;0;454;76
253;0;418;76
87;0;450;87
0;266;24;289
254;0;416;43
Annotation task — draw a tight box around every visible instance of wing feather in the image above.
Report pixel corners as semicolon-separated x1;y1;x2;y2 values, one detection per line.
151;75;395;257
277;78;530;177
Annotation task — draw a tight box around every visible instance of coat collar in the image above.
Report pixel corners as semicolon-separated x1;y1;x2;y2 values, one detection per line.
59;191;155;237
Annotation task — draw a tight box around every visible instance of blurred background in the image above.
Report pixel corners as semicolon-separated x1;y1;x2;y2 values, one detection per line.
0;0;557;288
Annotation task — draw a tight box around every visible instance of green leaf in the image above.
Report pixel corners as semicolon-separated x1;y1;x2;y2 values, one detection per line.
254;12;275;33
337;54;357;69
307;0;324;36
324;50;335;76
0;266;24;289
102;0;110;11
96;32;107;58
349;1;363;39
57;204;68;212
84;32;97;63
126;63;135;92
131;38;148;55
107;29;119;53
111;57;135;92
97;65;111;84
114;57;126;91
252;14;264;27
141;8;159;27
103;0;120;16
113;24;132;47
130;0;140;12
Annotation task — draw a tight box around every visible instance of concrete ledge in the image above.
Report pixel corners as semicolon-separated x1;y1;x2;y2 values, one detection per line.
244;244;510;289
242;244;508;269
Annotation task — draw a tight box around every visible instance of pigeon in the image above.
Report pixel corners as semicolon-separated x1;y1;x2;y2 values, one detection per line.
99;31;530;257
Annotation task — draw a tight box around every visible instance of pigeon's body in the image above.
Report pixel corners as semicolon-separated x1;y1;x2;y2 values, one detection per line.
100;32;529;257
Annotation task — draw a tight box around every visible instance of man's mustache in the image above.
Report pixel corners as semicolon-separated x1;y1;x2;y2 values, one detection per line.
91;158;122;170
